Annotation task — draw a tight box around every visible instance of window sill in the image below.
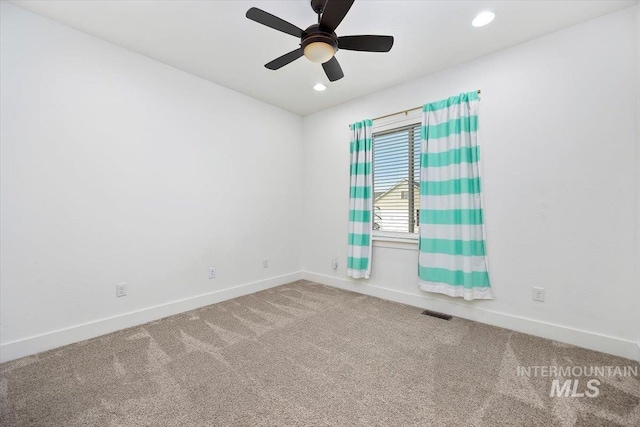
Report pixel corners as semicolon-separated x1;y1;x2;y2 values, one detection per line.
372;236;419;251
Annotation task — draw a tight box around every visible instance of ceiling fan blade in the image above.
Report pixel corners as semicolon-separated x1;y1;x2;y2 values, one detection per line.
322;56;344;82
246;7;303;38
320;0;355;33
338;35;394;52
265;48;304;70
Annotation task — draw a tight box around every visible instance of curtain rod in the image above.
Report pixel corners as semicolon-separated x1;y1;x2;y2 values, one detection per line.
367;89;481;123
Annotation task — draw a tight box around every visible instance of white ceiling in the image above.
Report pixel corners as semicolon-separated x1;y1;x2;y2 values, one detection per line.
9;0;637;115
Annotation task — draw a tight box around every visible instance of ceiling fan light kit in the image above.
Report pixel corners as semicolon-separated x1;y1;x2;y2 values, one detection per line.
301;25;338;63
246;0;394;82
303;42;335;63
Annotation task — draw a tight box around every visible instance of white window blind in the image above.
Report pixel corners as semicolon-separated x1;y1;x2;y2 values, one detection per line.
372;122;421;237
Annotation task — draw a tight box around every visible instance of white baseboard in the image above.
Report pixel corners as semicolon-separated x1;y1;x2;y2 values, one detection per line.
302;272;640;363
3;270;638;365
0;271;303;363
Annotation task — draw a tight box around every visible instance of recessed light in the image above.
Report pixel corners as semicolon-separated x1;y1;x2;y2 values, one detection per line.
472;11;495;27
313;83;327;92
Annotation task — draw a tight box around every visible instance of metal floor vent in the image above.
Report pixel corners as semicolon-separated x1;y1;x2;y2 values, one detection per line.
421;309;452;321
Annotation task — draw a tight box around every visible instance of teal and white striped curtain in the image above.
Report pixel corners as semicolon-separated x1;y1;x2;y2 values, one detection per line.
348;120;373;279
418;92;492;300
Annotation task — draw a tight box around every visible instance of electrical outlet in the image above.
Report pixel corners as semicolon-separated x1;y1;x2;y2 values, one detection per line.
332;257;338;270
533;287;545;302
263;258;269;268
208;268;216;279
116;283;127;297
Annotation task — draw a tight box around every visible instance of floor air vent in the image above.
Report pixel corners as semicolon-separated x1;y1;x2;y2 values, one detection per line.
421;310;452;321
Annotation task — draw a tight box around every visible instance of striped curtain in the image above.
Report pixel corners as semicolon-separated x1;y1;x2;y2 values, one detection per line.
418;92;492;300
347;120;373;279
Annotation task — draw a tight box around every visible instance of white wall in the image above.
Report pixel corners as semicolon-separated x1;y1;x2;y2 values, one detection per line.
302;7;640;360
2;2;638;363
0;2;303;361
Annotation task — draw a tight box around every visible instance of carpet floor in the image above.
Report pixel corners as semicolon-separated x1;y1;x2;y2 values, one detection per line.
1;280;639;426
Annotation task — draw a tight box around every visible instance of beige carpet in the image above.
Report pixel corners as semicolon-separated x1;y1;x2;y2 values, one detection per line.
1;280;639;426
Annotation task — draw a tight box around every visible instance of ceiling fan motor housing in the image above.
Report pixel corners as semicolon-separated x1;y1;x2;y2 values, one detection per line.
301;24;338;54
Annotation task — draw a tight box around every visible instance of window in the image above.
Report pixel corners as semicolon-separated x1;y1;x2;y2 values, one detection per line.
372;122;421;237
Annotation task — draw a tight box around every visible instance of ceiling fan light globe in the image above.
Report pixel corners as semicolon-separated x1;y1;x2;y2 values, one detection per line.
303;42;335;63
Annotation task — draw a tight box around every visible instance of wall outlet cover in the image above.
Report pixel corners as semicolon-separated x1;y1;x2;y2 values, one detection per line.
116;283;127;297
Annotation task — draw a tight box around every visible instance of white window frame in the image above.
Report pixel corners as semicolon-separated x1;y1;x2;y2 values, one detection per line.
371;109;422;246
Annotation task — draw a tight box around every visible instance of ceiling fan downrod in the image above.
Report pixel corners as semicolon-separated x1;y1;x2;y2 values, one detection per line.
310;0;326;15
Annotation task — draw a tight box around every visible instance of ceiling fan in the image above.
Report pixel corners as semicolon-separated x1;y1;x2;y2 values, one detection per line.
246;0;394;82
